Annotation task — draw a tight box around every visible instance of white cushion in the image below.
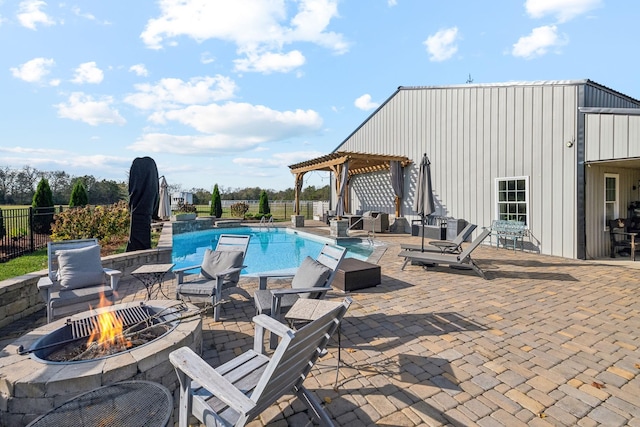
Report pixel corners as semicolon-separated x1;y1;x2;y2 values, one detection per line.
200;249;244;282
291;256;332;290
56;244;105;289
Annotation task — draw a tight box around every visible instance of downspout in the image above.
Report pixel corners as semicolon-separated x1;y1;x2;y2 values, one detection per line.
576;85;587;259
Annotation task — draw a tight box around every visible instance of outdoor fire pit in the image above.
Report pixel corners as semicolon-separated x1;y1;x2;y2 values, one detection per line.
0;300;202;426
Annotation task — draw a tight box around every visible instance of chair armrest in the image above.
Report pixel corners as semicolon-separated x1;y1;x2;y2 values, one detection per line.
271;287;330;297
214;266;245;280
174;265;202;284
104;268;121;291
256;268;298;290
37;276;53;290
169;347;256;414
252;313;294;353
37;276;53;303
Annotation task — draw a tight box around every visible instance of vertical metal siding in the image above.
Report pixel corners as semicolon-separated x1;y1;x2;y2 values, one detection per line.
585;114;640;162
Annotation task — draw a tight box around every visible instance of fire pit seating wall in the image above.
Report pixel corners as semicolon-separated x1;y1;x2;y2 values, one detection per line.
0;246;172;329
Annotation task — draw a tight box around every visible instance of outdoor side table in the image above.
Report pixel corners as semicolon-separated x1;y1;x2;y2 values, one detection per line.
26;380;172;427
131;263;174;299
285;299;344;389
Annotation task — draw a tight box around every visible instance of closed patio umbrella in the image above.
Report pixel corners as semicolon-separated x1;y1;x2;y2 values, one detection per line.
158;176;170;220
335;160;349;218
414;153;435;251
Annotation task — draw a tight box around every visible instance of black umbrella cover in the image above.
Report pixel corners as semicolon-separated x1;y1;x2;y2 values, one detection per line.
126;157;159;252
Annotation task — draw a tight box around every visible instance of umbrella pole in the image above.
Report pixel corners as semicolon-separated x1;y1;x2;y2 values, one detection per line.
421;214;425;252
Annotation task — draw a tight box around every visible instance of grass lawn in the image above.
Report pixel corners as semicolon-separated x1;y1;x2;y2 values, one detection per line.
0;249;48;281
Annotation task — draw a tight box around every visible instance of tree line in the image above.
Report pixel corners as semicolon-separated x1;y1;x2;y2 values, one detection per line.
0;165;330;206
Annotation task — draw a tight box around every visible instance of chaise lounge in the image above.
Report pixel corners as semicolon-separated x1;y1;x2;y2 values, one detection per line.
398;228;491;279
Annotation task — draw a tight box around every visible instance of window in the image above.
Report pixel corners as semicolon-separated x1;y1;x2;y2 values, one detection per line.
496;176;529;225
604;173;619;229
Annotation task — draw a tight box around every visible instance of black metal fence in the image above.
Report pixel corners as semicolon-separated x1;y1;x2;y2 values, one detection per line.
0;206;63;263
193;201;316;220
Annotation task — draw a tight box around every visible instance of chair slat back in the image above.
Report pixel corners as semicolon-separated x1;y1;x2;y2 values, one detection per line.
47;238;99;281
248;299;351;417
457;228;491;261
215;234;251;256
315;243;347;288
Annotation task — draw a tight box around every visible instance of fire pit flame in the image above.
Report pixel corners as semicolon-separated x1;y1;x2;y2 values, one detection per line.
86;293;132;351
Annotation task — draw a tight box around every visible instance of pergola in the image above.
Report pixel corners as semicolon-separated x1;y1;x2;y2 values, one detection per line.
288;151;412;217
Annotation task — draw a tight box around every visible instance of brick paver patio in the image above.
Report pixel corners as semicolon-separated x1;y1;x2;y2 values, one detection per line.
2;223;639;426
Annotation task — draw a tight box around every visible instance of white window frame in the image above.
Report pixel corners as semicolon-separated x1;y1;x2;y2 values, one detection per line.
604;173;619;231
495;176;529;226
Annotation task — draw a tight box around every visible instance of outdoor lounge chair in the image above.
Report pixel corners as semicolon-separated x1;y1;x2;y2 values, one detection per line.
37;238;122;323
175;234;251;321
400;223;477;254
398;228;491;279
169;298;351;427
254;243;346;348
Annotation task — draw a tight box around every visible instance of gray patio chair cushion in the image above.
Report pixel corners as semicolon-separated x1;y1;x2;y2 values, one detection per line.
55;244;105;289
291;256;332;298
199;249;244;282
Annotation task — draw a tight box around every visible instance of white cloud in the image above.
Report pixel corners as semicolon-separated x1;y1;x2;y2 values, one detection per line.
512;25;567;59
388;0;397;6
354;94;379;111
17;0;55;30
234;50;305;73
10;57;55;83
71;6;95;21
129;102;323;156
154;102;322;139
128;133;260;154
424;27;459;62
525;0;602;22
233;150;325;168
124;76;237;110
71;62;104;84
200;52;215;64
55;92;126;126
140;0;347;73
129;64;149;77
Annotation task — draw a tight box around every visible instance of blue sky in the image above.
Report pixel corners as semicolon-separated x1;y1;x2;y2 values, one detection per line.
1;0;637;192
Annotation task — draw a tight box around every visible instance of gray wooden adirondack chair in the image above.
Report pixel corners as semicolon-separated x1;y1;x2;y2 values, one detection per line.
175;234;251;321
37;238;122;323
169;298;352;427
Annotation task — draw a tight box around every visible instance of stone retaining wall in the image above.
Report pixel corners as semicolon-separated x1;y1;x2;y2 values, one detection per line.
0;248;172;329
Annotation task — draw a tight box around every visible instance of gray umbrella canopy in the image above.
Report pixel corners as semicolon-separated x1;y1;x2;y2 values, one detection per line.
158;176;170;220
414;154;435;251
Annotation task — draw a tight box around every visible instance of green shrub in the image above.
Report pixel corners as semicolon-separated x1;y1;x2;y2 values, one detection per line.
245;212;254;219
176;201;197;213
32;178;54;234
258;190;270;215
69;180;89;207
210;184;223;218
50;201;130;246
230;202;249;218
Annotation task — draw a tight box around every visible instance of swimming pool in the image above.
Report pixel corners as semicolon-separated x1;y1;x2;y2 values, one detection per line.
172;227;375;274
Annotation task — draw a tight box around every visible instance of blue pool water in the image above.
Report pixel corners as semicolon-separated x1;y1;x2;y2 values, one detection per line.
172;227;374;274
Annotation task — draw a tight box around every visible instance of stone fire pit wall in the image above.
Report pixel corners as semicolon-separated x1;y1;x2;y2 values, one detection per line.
0;300;202;426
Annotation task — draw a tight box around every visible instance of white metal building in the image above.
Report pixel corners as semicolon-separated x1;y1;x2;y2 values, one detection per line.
330;80;640;260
